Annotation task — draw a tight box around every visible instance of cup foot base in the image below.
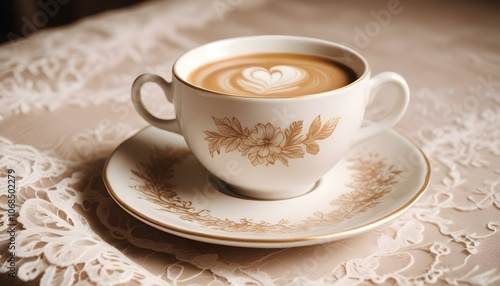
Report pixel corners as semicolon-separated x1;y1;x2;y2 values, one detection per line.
208;174;319;200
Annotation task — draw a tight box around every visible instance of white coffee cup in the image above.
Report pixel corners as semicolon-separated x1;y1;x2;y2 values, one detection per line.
131;35;409;200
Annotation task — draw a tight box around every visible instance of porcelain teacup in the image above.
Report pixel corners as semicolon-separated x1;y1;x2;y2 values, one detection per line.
131;35;410;200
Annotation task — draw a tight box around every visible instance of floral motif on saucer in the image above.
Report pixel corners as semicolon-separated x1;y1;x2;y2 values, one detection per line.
103;126;430;248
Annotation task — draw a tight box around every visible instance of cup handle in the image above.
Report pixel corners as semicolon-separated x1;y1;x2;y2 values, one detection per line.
131;73;181;134
353;72;410;145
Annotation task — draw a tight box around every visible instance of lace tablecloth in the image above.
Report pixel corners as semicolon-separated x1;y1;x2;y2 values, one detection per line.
1;0;499;285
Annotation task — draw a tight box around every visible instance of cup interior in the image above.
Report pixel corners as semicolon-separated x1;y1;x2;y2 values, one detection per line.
173;35;368;93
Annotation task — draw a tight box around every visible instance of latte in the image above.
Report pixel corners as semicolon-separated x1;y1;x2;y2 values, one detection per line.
187;53;357;97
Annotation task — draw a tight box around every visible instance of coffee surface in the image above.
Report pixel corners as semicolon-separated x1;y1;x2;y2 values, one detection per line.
187;53;357;97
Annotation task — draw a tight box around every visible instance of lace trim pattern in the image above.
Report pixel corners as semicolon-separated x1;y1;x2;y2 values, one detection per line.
0;0;222;120
0;0;499;284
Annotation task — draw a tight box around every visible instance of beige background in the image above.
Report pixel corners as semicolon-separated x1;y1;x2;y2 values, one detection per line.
1;0;499;285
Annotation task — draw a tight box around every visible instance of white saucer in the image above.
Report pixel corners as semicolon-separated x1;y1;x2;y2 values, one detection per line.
103;126;430;248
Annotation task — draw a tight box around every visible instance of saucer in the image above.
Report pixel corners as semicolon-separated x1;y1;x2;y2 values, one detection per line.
103;126;430;248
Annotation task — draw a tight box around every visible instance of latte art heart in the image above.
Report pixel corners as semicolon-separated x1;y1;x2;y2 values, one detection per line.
237;66;306;94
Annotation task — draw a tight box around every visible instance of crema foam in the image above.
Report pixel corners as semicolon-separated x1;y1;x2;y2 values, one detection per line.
187;53;357;97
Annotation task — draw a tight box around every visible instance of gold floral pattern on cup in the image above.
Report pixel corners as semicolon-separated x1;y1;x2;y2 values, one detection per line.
130;146;402;233
203;115;341;166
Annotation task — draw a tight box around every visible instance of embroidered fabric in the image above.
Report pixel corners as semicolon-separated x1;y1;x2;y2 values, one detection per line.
1;0;499;284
